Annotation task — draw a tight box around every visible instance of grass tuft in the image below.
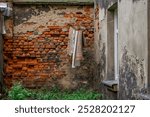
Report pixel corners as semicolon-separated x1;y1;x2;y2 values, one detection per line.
8;83;103;100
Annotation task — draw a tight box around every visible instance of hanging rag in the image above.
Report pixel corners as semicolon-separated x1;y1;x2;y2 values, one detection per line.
75;30;84;61
68;27;85;68
67;27;75;56
72;30;78;68
73;30;84;67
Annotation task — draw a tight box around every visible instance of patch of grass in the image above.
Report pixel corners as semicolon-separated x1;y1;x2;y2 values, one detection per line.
8;83;103;100
8;83;32;100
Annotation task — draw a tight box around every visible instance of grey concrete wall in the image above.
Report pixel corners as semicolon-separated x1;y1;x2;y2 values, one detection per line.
94;0;106;84
118;0;148;99
94;0;149;99
94;0;117;99
94;0;117;81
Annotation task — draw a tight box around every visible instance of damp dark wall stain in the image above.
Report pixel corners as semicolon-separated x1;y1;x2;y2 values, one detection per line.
14;4;50;26
133;0;141;2
119;47;146;99
94;43;117;99
94;42;117;100
94;0;117;99
93;43;106;86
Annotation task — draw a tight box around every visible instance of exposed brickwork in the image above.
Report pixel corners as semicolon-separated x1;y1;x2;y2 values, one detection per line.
3;4;94;89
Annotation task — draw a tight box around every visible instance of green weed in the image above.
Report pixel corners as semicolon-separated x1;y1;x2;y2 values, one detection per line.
8;83;31;100
7;83;103;100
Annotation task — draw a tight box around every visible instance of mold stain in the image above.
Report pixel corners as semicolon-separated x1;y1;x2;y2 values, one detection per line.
119;47;145;99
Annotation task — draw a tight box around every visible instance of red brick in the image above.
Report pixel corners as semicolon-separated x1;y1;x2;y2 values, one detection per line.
4;5;94;88
22;67;28;71
27;31;33;35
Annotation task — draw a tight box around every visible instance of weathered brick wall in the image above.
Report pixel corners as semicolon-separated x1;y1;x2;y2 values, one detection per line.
4;4;94;89
2;2;13;90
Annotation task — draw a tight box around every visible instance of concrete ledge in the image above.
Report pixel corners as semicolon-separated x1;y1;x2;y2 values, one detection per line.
102;80;118;92
13;0;94;5
102;80;118;87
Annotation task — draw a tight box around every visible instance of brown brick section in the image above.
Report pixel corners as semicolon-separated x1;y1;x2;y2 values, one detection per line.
3;5;94;88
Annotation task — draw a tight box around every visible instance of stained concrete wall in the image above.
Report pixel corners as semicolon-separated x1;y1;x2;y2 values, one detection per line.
3;2;94;89
118;0;148;99
94;0;149;99
94;0;118;99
